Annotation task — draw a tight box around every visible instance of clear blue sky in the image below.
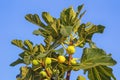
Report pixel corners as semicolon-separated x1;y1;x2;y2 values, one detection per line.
0;0;120;80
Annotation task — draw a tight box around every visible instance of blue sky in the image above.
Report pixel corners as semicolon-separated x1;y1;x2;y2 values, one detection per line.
0;0;120;80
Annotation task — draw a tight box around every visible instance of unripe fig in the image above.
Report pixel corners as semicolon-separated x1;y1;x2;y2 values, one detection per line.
58;56;66;63
39;71;47;77
77;75;86;80
66;46;75;55
32;60;39;65
70;58;77;65
45;57;52;65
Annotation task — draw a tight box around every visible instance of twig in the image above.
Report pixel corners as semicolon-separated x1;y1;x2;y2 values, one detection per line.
41;61;51;77
66;40;73;80
66;54;72;80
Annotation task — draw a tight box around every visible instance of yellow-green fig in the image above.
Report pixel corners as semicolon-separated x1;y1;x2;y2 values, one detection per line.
39;71;47;77
43;79;48;80
70;58;77;65
77;75;86;80
32;60;39;65
45;57;52;65
58;56;66;63
66;46;75;55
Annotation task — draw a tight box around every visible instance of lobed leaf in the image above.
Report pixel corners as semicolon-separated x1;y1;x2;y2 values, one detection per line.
60;7;77;26
81;48;116;67
25;14;46;29
71;48;116;70
85;25;105;35
72;48;116;80
76;24;105;47
84;66;116;80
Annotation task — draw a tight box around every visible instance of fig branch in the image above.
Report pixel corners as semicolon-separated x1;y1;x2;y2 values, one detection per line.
41;60;51;77
66;39;74;80
66;54;72;80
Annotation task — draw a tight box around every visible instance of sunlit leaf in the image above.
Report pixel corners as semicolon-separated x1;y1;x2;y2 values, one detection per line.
33;45;38;53
81;48;116;67
20;67;33;79
73;20;80;33
50;21;58;35
77;75;86;80
11;39;24;48
85;22;91;27
60;7;77;26
24;40;33;50
39;44;45;53
42;12;54;24
44;36;53;50
85;25;105;34
25;14;46;29
68;7;76;22
77;24;105;45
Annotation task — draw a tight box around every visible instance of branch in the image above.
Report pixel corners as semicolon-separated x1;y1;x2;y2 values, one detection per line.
41;61;51;77
66;40;73;80
66;54;72;80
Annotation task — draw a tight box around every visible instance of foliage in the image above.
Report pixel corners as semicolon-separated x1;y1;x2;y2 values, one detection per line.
10;4;117;80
